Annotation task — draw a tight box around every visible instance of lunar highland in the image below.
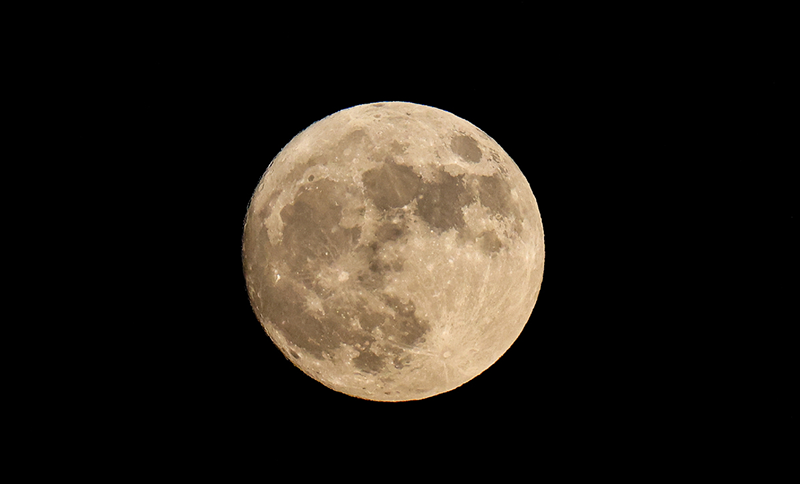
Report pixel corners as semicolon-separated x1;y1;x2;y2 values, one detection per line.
242;102;544;401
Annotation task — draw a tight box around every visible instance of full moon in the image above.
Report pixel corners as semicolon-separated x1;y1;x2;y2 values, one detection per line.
242;102;544;401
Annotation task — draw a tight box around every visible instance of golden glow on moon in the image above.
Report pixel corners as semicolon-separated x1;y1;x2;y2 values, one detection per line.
242;102;544;401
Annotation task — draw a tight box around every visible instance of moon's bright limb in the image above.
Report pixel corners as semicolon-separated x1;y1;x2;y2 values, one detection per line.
242;102;544;401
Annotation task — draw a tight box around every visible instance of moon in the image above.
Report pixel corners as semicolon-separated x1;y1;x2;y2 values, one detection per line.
242;102;544;401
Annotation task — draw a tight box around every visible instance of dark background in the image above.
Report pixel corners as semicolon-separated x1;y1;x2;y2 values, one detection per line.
99;4;795;469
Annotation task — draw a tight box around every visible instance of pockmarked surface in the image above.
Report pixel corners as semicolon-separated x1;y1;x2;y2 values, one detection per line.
243;102;544;401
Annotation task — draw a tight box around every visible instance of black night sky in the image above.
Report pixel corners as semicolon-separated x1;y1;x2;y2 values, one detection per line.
111;5;794;468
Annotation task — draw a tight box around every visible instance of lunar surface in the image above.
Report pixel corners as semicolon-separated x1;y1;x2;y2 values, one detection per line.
242;102;544;401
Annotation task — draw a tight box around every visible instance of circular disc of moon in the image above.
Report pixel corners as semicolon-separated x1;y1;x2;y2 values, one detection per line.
242;102;544;401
